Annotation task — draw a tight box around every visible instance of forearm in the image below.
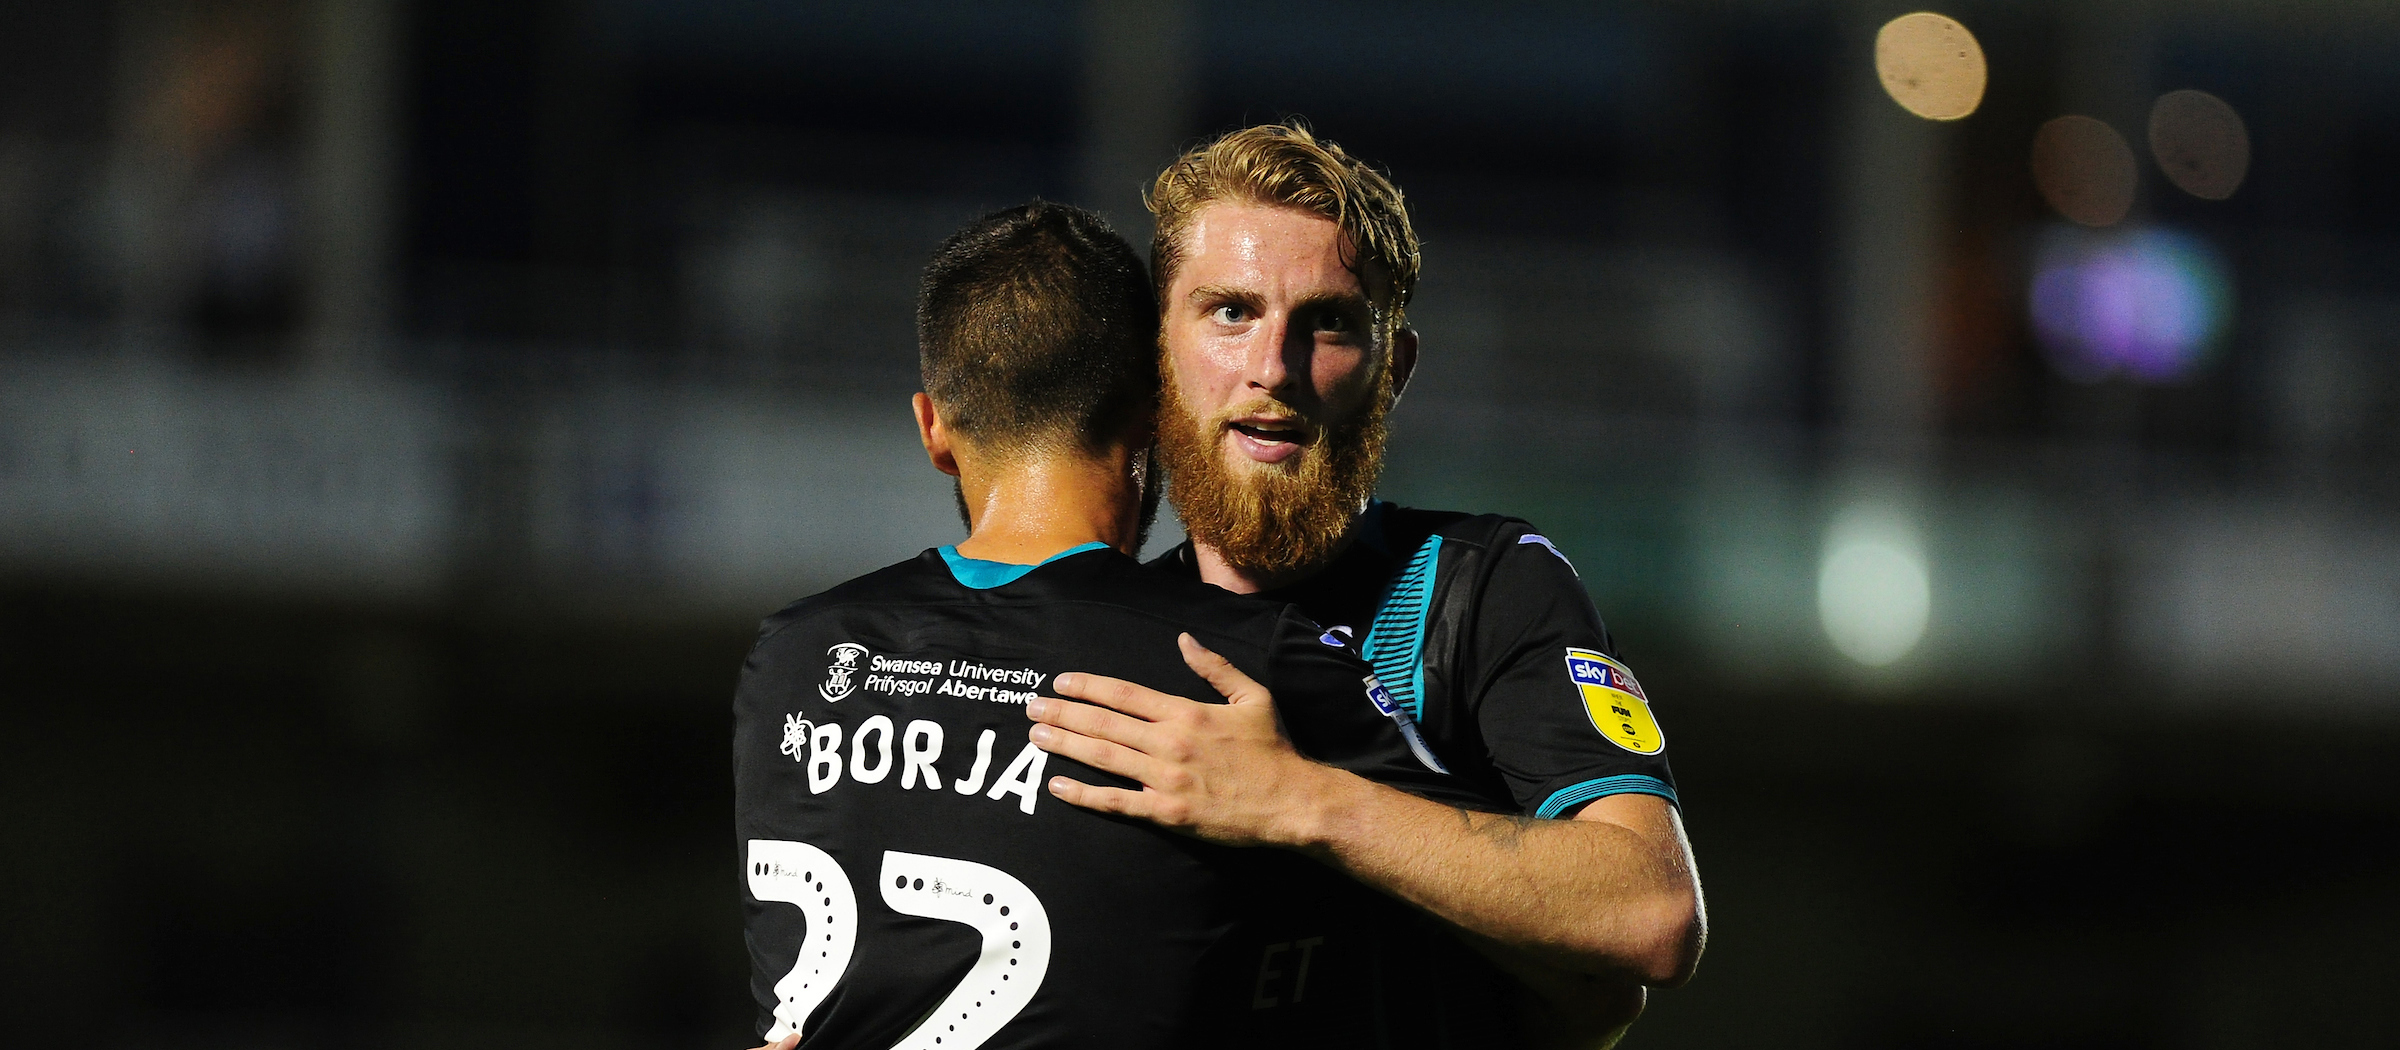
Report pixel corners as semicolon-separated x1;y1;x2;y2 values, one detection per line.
1285;765;1702;985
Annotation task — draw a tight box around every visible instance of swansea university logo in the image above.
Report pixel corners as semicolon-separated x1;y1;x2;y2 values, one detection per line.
1564;648;1663;755
820;643;868;702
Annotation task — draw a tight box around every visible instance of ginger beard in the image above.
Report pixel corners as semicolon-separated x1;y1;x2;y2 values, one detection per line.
1156;357;1393;579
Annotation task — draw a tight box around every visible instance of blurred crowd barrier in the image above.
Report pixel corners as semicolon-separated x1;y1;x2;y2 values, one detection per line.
7;314;2395;710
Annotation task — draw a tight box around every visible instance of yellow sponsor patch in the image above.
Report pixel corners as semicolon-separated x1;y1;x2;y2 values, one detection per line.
1564;648;1663;755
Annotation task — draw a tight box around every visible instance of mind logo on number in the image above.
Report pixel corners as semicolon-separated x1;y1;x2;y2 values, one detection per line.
1564;648;1663;755
821;643;868;701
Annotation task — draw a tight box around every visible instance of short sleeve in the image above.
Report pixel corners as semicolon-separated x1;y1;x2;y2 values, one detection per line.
1462;524;1678;818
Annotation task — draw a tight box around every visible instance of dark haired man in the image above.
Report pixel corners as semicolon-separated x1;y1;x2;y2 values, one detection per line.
732;201;1485;1050
1028;124;1706;1044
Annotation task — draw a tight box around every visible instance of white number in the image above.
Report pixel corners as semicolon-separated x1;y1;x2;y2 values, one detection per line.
746;841;1053;1049
747;840;859;1042
880;851;1053;1050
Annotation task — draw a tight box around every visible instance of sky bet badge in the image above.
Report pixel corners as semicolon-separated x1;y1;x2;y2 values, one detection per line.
1565;648;1663;755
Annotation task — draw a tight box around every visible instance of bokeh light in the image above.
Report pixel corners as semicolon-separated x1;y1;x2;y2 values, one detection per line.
1819;505;1932;668
1875;12;1987;121
2030;225;2233;383
2032;115;2138;227
2148;89;2251;200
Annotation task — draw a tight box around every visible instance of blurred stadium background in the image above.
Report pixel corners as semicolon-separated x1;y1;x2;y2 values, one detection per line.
4;0;2397;1046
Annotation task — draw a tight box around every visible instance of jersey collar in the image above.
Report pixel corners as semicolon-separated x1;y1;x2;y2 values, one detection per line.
938;541;1111;589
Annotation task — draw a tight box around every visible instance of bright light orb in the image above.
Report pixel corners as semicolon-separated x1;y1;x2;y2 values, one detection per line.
2030;225;2233;383
1819;511;1931;668
1875;12;1988;121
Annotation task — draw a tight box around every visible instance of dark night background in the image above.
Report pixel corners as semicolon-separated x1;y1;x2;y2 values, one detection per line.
3;1;2397;1047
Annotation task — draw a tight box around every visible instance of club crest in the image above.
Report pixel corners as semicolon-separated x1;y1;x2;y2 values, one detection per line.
820;643;868;702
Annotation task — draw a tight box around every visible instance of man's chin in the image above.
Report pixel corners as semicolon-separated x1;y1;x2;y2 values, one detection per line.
1220;458;1291;484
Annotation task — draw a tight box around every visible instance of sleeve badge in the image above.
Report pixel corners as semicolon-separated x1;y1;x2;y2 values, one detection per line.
1564;648;1663;755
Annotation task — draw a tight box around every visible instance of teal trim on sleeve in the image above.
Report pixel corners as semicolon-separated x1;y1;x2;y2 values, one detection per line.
938;541;1109;589
1534;774;1678;819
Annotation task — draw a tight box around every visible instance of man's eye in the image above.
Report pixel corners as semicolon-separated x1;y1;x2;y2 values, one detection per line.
1315;311;1357;333
1211;305;1245;324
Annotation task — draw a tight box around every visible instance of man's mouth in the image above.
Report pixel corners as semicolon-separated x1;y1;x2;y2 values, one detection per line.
1225;418;1311;464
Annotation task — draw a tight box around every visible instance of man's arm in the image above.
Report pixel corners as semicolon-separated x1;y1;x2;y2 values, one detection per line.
1027;633;1706;986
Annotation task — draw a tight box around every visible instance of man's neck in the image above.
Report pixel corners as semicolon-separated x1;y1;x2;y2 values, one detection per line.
953;451;1142;565
1187;506;1371;595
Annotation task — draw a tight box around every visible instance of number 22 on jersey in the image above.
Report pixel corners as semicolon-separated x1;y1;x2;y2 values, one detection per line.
748;839;1053;1048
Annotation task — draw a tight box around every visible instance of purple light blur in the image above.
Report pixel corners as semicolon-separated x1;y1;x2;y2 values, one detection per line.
2030;226;2232;382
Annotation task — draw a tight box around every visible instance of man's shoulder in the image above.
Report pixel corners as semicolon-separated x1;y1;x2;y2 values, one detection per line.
1377;503;1588;603
1379;503;1541;553
763;547;1295;652
1082;551;1294;637
755;551;950;641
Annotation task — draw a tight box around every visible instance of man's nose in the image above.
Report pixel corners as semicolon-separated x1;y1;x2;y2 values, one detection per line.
1245;311;1309;396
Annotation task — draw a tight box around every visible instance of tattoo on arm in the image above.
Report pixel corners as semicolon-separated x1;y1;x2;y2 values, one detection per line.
1459;808;1540;852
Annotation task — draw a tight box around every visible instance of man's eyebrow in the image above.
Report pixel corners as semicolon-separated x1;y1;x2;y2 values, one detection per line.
1184;284;1266;311
1292;289;1373;314
1183;286;1369;314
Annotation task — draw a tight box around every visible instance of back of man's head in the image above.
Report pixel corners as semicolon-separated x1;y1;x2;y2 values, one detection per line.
917;201;1157;456
1147;121;1420;345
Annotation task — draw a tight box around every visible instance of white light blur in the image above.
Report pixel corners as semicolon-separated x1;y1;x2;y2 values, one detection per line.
1819;506;1932;667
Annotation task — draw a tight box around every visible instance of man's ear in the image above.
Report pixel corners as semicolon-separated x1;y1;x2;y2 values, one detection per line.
913;393;961;477
1388;326;1421;405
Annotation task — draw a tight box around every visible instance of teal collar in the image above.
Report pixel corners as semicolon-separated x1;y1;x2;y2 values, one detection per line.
938;541;1111;589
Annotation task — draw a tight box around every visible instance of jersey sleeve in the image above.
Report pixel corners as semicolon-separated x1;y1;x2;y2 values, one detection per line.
1262;607;1485;808
1463;523;1679;818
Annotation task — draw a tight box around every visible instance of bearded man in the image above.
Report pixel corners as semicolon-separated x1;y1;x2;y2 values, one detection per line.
1025;122;1706;1046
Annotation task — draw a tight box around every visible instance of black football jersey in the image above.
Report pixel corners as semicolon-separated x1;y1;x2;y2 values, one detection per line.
1155;501;1680;820
732;542;1489;1050
1148;502;1685;1050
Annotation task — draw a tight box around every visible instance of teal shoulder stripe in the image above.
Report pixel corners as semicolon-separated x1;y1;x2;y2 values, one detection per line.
1534;774;1678;819
1360;534;1441;720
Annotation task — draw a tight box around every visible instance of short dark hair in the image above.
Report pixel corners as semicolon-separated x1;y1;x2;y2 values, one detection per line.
917;201;1157;455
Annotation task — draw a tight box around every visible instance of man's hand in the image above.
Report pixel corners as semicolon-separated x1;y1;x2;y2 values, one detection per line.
744;1036;799;1050
1026;633;1340;849
1035;634;1703;989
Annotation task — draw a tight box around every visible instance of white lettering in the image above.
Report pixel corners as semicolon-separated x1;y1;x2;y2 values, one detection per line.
807;722;843;794
985;740;1048;815
865;673;934;697
901;719;943;790
935;678;1039;704
943;659;1048;690
954;729;996;795
850;715;894;784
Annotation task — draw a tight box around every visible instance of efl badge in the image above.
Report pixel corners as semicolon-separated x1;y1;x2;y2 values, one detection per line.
1564;648;1662;755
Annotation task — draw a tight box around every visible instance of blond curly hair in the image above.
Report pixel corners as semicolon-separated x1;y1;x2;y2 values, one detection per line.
1146;121;1421;345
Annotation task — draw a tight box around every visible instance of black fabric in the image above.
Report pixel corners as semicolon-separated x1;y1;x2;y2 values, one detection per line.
1153;501;1678;819
734;545;1498;1050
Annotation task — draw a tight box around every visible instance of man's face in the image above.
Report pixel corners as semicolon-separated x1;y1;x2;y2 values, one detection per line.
1162;202;1387;464
1156;202;1396;578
